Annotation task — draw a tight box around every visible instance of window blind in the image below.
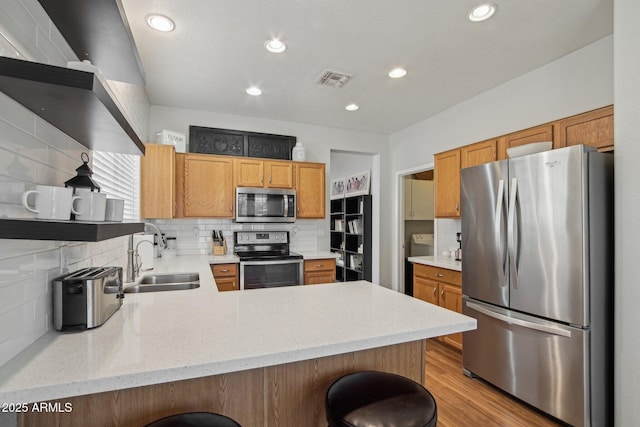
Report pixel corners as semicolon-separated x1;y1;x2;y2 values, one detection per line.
91;151;140;221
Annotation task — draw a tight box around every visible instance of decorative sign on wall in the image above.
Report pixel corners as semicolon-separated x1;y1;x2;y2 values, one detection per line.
345;170;370;197
189;126;296;160
330;177;346;200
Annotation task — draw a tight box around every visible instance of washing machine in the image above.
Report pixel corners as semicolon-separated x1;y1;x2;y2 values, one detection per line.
410;233;434;256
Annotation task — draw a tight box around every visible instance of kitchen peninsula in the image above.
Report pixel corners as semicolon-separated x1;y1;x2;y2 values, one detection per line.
0;255;475;426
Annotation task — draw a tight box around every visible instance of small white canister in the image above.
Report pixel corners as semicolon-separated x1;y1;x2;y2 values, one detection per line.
292;142;306;161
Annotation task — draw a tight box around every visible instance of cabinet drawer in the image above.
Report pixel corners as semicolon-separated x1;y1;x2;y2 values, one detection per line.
304;259;336;272
212;263;238;277
414;263;461;286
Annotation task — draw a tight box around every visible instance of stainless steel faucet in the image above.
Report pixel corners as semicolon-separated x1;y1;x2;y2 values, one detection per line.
126;223;167;282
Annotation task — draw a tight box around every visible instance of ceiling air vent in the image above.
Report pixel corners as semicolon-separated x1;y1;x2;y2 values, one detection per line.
316;70;353;88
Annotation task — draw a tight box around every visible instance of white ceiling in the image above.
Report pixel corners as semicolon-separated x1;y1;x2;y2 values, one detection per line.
120;0;612;134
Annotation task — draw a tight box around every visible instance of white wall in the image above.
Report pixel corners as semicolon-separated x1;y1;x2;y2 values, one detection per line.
613;0;640;424
149;106;390;284
0;0;149;373
388;35;613;288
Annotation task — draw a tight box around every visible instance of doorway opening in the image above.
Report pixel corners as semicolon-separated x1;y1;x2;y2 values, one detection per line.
396;164;434;294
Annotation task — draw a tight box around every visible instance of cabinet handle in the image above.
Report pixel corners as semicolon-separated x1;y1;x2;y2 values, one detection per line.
316;264;323;268
436;273;444;277
229;205;232;212
456;203;459;212
269;176;272;183
220;269;229;273
441;290;445;297
432;288;437;296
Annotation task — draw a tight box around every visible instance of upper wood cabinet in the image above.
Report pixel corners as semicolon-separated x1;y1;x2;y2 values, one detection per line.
294;162;326;218
140;143;175;219
235;158;293;188
266;160;294;188
176;153;235;218
497;124;554;160
553;105;614;152
461;139;497;169
434;149;461;218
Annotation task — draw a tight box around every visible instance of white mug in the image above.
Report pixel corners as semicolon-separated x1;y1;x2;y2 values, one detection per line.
105;198;124;222
75;188;107;221
22;186;80;220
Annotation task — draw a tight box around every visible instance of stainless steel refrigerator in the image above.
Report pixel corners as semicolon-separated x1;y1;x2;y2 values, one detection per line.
461;145;613;427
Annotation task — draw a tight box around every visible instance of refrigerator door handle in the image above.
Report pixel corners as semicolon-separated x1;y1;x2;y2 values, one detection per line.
494;179;507;286
508;177;519;289
466;301;572;338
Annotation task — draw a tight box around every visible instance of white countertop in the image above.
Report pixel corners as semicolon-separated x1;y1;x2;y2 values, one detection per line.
296;250;339;260
0;255;475;404
408;255;462;271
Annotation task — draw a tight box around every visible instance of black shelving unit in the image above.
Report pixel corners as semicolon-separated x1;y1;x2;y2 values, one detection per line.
330;195;372;282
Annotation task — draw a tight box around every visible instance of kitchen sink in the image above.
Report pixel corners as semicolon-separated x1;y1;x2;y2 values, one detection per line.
138;272;199;284
123;273;200;293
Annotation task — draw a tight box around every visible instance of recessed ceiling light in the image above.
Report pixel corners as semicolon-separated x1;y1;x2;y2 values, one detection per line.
265;39;286;53
467;3;497;22
345;103;359;112
146;14;175;32
388;68;407;79
246;86;262;96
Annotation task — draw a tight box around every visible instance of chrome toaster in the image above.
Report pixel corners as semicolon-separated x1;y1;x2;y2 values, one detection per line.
53;266;124;331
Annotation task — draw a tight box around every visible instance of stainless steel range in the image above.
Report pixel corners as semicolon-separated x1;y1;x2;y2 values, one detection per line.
234;231;303;290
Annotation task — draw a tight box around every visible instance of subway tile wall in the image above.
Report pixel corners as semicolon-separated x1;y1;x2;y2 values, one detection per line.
0;0;149;367
149;219;322;255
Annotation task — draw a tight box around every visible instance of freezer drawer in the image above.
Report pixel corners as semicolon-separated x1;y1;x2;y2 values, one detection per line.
463;299;594;427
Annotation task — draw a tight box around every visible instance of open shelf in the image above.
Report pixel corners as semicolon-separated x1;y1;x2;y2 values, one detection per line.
0;219;144;242
330;195;372;282
37;0;145;85
0;57;144;156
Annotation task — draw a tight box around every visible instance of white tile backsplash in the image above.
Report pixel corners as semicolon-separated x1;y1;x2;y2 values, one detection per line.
0;0;149;370
148;218;322;255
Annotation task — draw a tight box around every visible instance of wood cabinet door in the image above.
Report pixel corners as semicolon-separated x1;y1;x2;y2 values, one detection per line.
265;160;293;188
461;139;497;169
413;276;439;305
140;143;175;219
498;124;554;160
304;271;336;285
215;276;238;292
295;162;326;218
439;283;463;350
434;149;461;218
183;154;234;217
236;158;264;187
553;105;614;152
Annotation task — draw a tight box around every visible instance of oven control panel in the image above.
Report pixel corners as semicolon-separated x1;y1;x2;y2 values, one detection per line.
235;231;289;244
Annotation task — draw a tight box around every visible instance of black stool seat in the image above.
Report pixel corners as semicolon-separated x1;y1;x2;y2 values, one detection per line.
326;371;437;427
145;412;241;427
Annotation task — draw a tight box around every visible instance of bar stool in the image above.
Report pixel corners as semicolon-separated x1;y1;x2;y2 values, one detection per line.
145;412;241;427
325;371;437;427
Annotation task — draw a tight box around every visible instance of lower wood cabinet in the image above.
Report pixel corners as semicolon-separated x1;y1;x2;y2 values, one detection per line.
413;263;463;350
303;258;336;284
211;263;239;292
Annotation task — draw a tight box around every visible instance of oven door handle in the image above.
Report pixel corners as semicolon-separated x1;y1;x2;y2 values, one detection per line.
240;259;303;266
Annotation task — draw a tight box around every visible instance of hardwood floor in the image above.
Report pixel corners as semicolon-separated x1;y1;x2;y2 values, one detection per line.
425;339;564;427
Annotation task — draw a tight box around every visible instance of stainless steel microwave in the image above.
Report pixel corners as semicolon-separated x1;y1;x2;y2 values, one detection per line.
235;187;296;223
